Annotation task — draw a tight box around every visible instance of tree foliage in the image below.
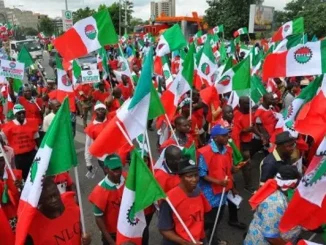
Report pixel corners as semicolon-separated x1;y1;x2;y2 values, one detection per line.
72;7;96;23
274;0;326;38
37;16;54;36
205;0;255;38
72;1;136;35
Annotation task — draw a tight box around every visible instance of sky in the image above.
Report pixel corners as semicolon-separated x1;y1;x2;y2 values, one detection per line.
6;0;291;19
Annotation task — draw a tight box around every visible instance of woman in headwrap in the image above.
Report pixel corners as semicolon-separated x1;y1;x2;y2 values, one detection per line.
244;165;302;245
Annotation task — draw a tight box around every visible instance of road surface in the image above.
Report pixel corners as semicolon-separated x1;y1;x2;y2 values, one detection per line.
40;51;322;245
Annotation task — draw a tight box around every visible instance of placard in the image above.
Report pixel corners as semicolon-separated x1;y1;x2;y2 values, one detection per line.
0;59;25;80
81;69;100;84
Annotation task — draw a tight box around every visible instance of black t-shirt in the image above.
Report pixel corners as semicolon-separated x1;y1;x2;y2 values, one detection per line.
157;186;203;245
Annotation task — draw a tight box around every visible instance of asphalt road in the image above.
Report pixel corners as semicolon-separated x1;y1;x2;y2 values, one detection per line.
40;51;322;245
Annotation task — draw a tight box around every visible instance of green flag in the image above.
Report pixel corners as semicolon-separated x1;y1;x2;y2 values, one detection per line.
228;139;243;166
129;150;166;215
182;144;196;163
148;84;165;120
18;46;34;68
232;56;250;90
251;75;267;103
72;60;81;84
99;47;110;79
45;98;78;175
181;43;195;87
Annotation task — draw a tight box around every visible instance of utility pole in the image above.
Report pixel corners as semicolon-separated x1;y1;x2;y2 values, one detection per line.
65;0;68;10
119;0;121;37
124;0;127;35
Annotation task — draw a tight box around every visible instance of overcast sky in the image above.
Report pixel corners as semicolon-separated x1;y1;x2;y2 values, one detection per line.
6;0;291;19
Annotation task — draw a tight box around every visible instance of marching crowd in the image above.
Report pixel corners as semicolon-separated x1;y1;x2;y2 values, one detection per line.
0;37;321;245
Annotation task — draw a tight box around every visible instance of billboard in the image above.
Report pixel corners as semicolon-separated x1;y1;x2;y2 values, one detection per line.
249;4;274;33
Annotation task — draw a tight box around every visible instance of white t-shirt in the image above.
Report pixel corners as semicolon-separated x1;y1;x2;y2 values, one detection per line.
42;112;56;132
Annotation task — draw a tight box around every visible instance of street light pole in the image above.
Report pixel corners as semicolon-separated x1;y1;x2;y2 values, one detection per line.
119;0;121;37
65;0;68;10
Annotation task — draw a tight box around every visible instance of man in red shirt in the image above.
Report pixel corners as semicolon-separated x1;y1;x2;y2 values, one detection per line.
117;75;133;101
92;82;110;105
131;52;142;70
1;104;39;180
108;55;119;70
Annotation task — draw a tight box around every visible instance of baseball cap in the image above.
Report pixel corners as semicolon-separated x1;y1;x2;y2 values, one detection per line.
13;104;25;115
275;131;296;145
211;124;229;137
94;101;107;111
178;157;197;175
104;154;123;170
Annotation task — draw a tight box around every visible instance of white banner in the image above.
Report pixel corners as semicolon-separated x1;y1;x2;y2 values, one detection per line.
0;59;25;80
81;69;100;84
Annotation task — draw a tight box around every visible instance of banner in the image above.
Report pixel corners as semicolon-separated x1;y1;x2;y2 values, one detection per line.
249;4;274;33
81;69;100;84
0;59;25;80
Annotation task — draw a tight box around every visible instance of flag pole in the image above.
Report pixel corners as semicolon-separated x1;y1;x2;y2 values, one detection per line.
0;144;16;181
249;97;252;127
189;89;193;119
208;176;228;245
145;130;155;174
116;121;133;146
73;167;86;234
165;197;197;244
164;113;180;147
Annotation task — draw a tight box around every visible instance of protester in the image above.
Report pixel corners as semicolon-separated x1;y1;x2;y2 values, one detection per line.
158;156;211;245
24;177;91;245
244;165;301;245
84;102;109;173
1;104;39;180
260;131;296;185
92;82;110;105
42;99;61;132
155;145;182;192
117;75;133;101
88;154;125;245
75;83;94;128
160;116;194;151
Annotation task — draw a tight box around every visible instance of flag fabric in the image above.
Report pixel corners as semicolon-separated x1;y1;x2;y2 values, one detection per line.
197;34;208;46
271;17;304;43
181;44;195;87
250;75;267;103
284;75;322;124
232;56;251;91
121;33;129;43
297;240;323;245
56;54;73;93
263;40;326;81
197;37;218;86
0;203;15;245
116;150;166;245
162;56;174;88
233;27;248;38
295;75;326;142
54;10;118;61
90;48;153;157
98;47;110;79
72;60;82;85
38;32;46;39
215;57;233;94
15;98;77;245
279;137;326;233
182;143;196;163
148;84;165;120
18;46;34;68
156;24;187;57
212;25;224;34
274;34;306;53
228;139;243;166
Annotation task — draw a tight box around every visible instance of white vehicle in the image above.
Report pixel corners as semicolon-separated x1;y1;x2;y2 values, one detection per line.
9;39;43;60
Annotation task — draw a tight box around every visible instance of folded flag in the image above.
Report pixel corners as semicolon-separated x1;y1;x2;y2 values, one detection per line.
15;98;77;245
263;40;326;81
271;17;304;43
18;46;34;68
54;10;118;61
156;24;187;57
116;150;166;245
233;27;248;38
72;60;82;85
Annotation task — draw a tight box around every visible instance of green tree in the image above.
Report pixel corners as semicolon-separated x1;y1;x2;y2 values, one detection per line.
22;27;38;36
38;16;55;36
72;7;95;23
275;0;326;38
205;0;255;38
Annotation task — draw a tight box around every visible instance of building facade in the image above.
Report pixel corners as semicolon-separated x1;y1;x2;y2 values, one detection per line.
150;0;176;18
